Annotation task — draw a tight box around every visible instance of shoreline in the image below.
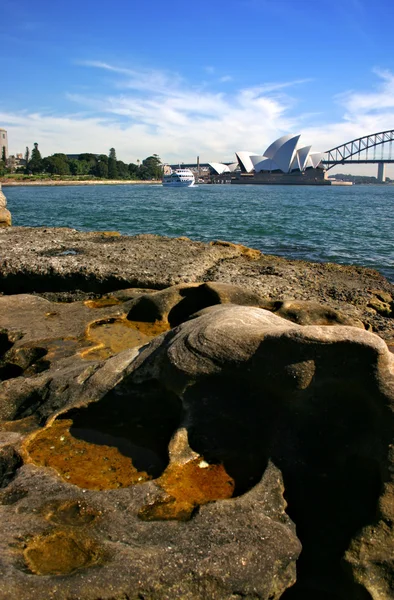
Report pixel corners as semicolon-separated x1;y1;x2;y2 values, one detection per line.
1;179;161;187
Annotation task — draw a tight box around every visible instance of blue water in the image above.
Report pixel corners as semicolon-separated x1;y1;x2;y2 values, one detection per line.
4;183;394;283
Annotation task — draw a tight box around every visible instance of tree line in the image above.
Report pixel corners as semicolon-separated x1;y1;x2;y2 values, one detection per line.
1;143;163;180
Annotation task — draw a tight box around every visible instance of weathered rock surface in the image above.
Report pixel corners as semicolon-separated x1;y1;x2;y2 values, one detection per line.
1;228;394;599
1;228;393;345
0;298;393;598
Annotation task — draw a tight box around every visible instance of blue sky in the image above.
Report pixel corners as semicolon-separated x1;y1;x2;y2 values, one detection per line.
1;0;394;174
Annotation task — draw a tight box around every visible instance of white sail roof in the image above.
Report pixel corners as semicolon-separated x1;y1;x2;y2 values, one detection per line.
270;135;300;173
263;134;299;160
289;154;300;172
254;158;279;172
309;152;323;168
296;146;312;171
209;162;230;175
235;152;259;173
235;134;323;174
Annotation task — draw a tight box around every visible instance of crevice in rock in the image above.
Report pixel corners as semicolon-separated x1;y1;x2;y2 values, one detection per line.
65;380;183;478
182;374;275;496
0;363;24;381
180;340;390;599
0;446;23;488
14;390;51;420
0;345;49;382
0;330;14;356
0;272;164;296
167;285;222;327
25;379;183;489
273;381;388;598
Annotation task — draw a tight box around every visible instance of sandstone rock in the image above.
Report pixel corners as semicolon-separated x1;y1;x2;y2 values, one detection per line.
0;227;394;598
1;228;393;344
126;281;263;326
0;185;7;208
0;207;11;227
0;304;391;597
0;185;11;227
260;299;365;328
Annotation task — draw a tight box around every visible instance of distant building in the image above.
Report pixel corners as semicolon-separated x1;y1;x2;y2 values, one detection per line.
209;134;329;185
0;128;8;160
233;134;324;174
7;154;26;172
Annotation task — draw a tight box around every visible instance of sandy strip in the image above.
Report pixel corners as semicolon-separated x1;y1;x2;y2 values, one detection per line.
1;180;161;187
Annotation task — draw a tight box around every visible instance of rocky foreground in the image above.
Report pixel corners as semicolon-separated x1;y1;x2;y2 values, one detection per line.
0;225;394;600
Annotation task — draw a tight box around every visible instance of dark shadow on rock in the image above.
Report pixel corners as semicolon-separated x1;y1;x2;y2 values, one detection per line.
0;363;24;381
0;272;151;295
13;389;51;421
0;446;23;489
180;334;390;598
0;340;49;383
255;338;388;600
167;285;221;327
183;373;276;496
0;330;14;356
61;379;183;478
127;295;165;323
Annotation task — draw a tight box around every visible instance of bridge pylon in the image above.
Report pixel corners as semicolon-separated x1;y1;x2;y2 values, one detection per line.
378;162;386;183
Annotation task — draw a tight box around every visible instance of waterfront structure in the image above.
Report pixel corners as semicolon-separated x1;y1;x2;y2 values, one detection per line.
235;135;323;174
0;128;8;160
206;135;328;185
208;162;238;175
231;134;329;185
323;129;394;183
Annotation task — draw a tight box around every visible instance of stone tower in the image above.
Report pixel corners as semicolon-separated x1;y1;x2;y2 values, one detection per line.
0;128;8;160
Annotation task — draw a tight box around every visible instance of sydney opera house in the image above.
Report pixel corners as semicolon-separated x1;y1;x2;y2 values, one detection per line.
209;134;330;185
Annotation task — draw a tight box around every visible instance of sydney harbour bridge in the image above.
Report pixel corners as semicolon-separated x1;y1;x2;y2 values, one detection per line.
322;129;394;181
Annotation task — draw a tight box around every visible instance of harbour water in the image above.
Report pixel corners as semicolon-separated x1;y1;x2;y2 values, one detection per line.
5;183;394;283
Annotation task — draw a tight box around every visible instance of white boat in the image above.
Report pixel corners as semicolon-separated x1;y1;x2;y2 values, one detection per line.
162;168;195;187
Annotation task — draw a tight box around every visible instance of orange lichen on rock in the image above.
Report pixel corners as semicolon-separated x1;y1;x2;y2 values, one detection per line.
0;415;40;434
139;458;235;521
23;530;104;575
84;297;123;309
24;419;151;490
42;499;100;526
210;240;261;260
81;317;169;360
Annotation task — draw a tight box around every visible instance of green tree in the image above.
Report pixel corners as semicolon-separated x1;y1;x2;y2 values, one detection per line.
116;160;129;179
28;142;43;174
43;154;70;176
93;154;108;178
24;146;30;173
77;154;98;176
142;154;162;180
69;159;83;176
128;163;140;179
96;160;108;178
1;147;6;163
108;148;118;179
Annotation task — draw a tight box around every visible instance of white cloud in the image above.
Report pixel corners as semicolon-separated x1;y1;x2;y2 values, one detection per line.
2;63;394;175
337;68;394;115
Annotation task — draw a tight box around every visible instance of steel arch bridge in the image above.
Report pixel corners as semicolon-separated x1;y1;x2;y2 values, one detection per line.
322;130;394;175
